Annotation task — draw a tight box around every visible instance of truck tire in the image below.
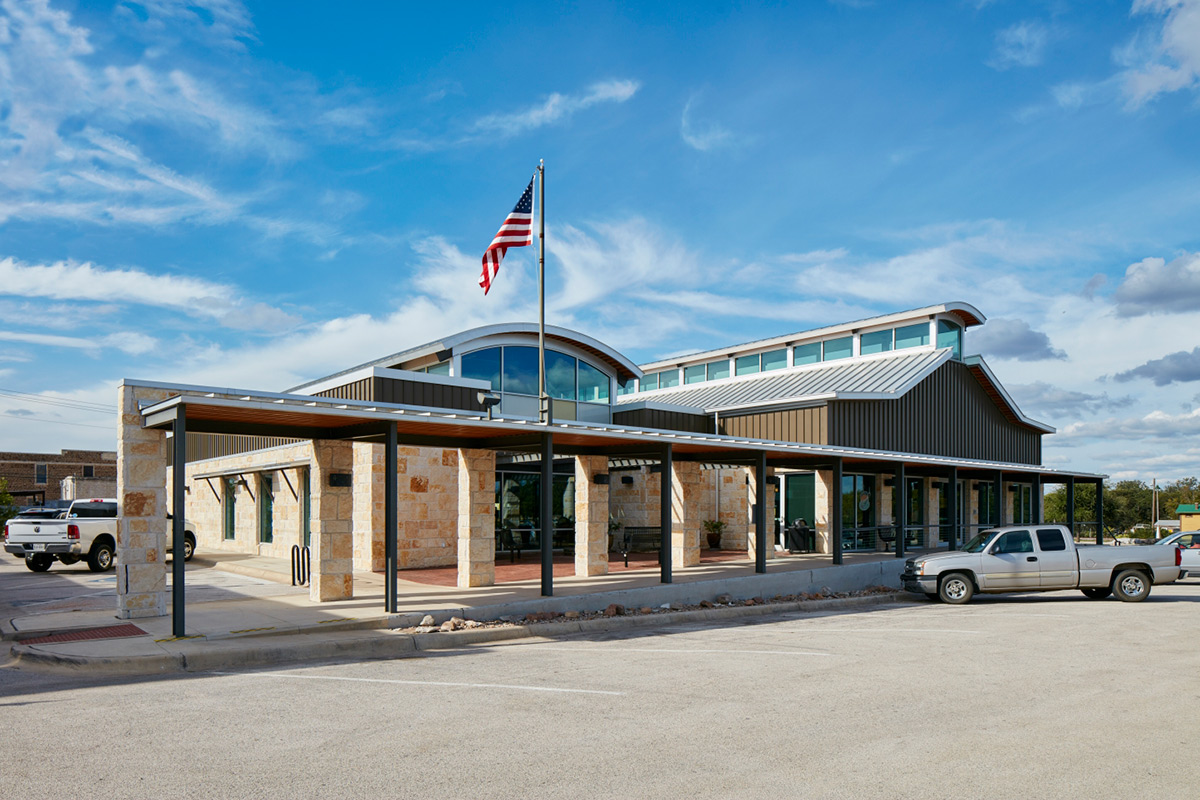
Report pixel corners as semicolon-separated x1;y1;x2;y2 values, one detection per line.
87;539;115;572
25;554;53;572
1112;569;1151;602
183;533;195;562
938;572;974;605
1081;587;1112;600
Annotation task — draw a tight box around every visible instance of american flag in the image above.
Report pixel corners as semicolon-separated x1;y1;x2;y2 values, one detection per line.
479;177;534;294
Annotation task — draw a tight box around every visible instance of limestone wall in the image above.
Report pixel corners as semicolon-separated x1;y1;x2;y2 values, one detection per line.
608;465;752;550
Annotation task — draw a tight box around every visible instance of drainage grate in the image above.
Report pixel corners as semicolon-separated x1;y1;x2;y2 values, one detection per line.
21;623;147;645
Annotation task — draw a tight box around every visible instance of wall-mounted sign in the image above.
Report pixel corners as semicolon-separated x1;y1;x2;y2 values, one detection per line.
329;473;352;487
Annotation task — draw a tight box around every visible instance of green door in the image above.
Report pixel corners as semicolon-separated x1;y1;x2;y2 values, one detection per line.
785;474;815;527
259;474;274;544
223;478;236;540
301;469;311;548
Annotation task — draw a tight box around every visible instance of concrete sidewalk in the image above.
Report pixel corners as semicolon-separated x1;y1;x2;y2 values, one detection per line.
4;550;909;675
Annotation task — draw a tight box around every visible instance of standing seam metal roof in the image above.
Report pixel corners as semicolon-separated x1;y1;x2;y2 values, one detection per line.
617;348;950;411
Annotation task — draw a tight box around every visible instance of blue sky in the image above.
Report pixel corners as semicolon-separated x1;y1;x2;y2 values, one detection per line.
1;0;1199;481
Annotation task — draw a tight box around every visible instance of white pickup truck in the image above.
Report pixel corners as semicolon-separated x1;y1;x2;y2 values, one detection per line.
902;524;1183;604
3;498;195;573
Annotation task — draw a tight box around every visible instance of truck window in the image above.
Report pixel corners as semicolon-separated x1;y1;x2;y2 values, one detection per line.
68;502;118;518
1036;529;1067;551
993;531;1032;554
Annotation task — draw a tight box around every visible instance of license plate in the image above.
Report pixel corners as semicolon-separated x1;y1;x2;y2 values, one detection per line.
32;543;45;552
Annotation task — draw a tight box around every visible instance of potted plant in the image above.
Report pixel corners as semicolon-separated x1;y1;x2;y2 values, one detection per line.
608;513;624;552
702;519;726;550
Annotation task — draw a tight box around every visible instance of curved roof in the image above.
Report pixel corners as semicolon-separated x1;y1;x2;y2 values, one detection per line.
288;322;641;393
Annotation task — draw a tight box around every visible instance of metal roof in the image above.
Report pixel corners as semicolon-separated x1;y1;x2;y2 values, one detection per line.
620;348;952;413
130;379;1104;480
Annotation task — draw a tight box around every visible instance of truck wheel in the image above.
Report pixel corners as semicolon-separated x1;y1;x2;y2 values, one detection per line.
87;540;115;572
183;533;195;562
1081;587;1112;600
1112;569;1151;602
25;554;53;572
938;573;974;605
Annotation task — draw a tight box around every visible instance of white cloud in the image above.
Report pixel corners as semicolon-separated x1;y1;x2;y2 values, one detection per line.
680;95;735;152
989;20;1052;70
472;79;640;137
0;329;156;355
971;318;1067;361
0;256;300;331
1121;0;1200;106
1112;251;1200;315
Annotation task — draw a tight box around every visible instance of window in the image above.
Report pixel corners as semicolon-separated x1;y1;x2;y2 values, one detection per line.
544;350;577;400
35;463;47;484
684;364;706;384
993;530;1032;554
793;342;821;366
258;473;274;544
425;361;451;376
461;347;501;391
1036;529;1067;551
937;320;962;359
860;329;892;355
223;478;237;540
658;369;680;389
823;337;852;361
707;360;730;380
617;377;637;396
502;346;541;395
578;361;609;403
735;354;760;376
83;465;94;478
761;348;787;372
895;322;930;350
641;373;659;391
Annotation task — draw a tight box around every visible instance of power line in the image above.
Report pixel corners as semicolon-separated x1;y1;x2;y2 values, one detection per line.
0;413;114;431
0;387;116;414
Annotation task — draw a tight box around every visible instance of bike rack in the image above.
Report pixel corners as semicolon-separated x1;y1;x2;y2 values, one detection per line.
291;544;310;586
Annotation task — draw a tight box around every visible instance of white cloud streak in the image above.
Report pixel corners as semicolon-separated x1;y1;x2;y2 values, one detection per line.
472;80;640;137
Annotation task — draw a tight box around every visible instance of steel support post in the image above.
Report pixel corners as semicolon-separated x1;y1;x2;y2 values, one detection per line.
895;463;907;558
540;432;554;597
1066;477;1075;539
832;458;843;566
660;443;673;584
1031;473;1042;524
993;471;1003;527
385;423;398;614
171;407;187;638
755;450;767;574
946;466;959;551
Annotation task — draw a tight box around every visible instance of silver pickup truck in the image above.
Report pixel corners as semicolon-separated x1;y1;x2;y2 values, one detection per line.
902;524;1182;604
4;498;195;573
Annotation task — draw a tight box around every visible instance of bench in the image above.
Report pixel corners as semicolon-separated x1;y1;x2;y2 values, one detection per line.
612;526;662;567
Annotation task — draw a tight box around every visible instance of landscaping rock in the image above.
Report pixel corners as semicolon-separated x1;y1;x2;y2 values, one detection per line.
419;614;435;627
604;603;626;617
716;594;732;604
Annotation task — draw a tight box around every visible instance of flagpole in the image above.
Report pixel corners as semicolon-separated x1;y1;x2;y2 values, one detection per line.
537;159;548;423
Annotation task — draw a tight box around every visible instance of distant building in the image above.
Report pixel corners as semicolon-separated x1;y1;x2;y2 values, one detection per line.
1178;504;1200;532
0;449;117;506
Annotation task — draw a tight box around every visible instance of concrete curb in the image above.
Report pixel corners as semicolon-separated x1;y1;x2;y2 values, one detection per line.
8;591;914;676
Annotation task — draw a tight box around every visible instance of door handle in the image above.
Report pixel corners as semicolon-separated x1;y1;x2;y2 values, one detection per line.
1027;556;1038;562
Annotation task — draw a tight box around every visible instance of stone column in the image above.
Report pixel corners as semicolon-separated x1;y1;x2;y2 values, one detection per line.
671;460;703;567
116;383;174;619
746;466;776;561
457;448;495;588
1003;482;1014;526
925;477;940;548
352;442;385;572
876;474;893;552
814;470;833;554
573;455;609;576
967;480;980;538
310;440;354;602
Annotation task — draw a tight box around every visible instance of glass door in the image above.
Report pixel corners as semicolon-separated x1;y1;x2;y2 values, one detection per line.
840;474;876;550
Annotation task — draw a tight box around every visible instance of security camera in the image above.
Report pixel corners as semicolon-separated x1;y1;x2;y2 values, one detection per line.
477;391;501;419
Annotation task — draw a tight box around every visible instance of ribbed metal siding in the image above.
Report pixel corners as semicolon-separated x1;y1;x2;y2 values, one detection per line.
612;408;713;434
827;361;1042;464
313;379;373;402
718;406;828;444
373;378;484;412
185;433;300;463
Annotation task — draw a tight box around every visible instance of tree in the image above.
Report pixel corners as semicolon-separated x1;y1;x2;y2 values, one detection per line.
0;477;17;527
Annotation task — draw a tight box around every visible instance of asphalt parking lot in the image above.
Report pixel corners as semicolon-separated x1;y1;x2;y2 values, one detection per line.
2;578;1198;799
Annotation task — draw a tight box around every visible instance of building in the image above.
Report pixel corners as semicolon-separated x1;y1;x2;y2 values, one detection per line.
0;449;117;506
1177;504;1200;532
114;301;1105;627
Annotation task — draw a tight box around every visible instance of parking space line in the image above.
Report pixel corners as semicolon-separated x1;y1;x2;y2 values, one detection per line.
787;628;981;634
213;671;625;696
526;645;832;657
